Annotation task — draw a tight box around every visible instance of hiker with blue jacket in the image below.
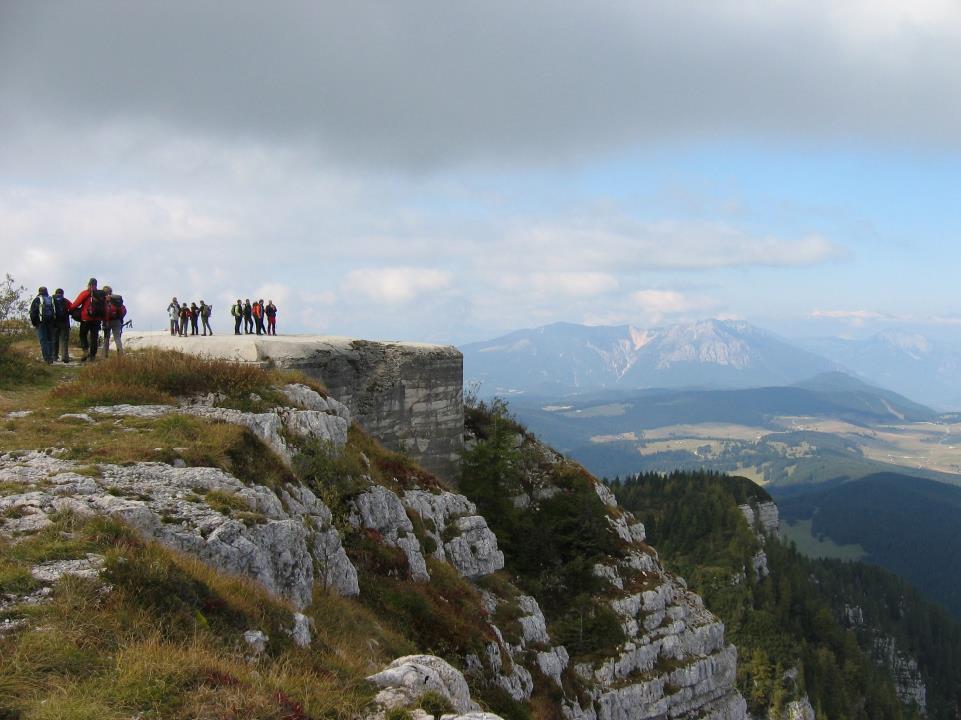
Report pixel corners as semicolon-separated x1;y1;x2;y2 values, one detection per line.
29;286;56;364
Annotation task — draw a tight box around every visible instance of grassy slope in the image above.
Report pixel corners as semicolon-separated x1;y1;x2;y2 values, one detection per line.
0;348;531;720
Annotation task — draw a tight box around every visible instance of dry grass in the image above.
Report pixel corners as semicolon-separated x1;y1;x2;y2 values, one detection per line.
0;514;379;720
52;348;275;407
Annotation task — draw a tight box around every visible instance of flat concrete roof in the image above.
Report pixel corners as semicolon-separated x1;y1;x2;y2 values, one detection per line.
122;331;459;363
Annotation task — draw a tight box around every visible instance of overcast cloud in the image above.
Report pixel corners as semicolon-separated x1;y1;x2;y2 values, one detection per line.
1;1;959;342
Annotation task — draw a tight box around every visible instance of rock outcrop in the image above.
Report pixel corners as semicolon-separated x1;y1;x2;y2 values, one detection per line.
874;636;927;714
0;450;359;607
89;382;349;467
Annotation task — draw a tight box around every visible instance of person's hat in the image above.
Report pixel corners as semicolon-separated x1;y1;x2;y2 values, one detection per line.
38;286;47;294
102;285;112;294
54;288;63;295
88;277;97;286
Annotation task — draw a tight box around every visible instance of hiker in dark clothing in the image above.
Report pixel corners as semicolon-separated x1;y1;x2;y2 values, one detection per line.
265;300;277;335
72;277;104;361
29;286;56;363
179;303;190;337
231;299;243;335
52;288;72;363
200;301;213;335
243;299;253;334
189;303;200;335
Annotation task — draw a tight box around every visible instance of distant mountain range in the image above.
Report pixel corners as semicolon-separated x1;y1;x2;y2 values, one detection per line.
463;319;842;395
800;332;961;410
462;319;961;410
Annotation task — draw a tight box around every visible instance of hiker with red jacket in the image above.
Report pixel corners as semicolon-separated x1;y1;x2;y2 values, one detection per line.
252;298;265;335
72;277;106;361
102;286;127;357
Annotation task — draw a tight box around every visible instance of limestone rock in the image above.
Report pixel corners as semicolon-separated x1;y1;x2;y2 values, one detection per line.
290;612;312;648
0;451;359;608
537;646;570;687
779;697;815;720
350;486;430;582
443;515;504;578
403;490;504;578
737;501;779;537
367;655;481;714
243;629;268;654
517;595;551;646
31;554;104;584
280;383;351;422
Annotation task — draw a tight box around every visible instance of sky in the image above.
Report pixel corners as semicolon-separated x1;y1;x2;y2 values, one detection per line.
2;1;961;345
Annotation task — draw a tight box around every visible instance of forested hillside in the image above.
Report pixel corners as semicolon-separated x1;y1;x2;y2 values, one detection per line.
610;471;961;720
773;473;961;618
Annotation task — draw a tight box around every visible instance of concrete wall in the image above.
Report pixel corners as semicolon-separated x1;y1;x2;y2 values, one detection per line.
123;333;464;480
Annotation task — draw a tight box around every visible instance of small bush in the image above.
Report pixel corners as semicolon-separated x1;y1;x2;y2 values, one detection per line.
386;708;414;720
417;690;454;716
204;489;253;516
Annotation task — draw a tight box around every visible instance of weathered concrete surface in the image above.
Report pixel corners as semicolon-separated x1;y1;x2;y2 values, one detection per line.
122;332;464;480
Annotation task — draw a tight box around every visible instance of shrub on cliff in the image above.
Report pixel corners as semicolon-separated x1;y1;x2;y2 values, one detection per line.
461;399;624;654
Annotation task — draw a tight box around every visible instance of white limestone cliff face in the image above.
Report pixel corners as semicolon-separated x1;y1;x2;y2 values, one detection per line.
737;502;779;537
874;636;927;714
737;500;778;583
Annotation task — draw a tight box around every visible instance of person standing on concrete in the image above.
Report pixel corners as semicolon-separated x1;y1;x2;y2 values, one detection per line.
200;300;213;336
189;302;200;335
101;286;127;357
231;299;243;335
243;299;253;334
29;286;57;363
72;277;105;361
167;297;180;336
252;299;265;335
178;302;190;337
265;300;277;335
52;288;72;363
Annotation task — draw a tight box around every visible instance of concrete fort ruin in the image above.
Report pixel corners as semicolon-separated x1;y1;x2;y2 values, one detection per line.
123;333;464;480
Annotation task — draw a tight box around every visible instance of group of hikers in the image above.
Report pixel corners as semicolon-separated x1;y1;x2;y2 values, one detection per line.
29;277;127;363
166;298;215;337
230;298;278;336
165;297;279;337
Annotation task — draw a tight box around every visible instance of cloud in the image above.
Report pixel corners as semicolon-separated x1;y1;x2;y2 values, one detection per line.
341;267;452;304
493;272;619;298
501;220;844;272
2;1;961;170
811;309;888;320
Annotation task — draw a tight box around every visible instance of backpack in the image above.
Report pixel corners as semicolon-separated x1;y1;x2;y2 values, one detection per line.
53;296;69;322
109;295;126;320
88;289;107;319
40;295;55;323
